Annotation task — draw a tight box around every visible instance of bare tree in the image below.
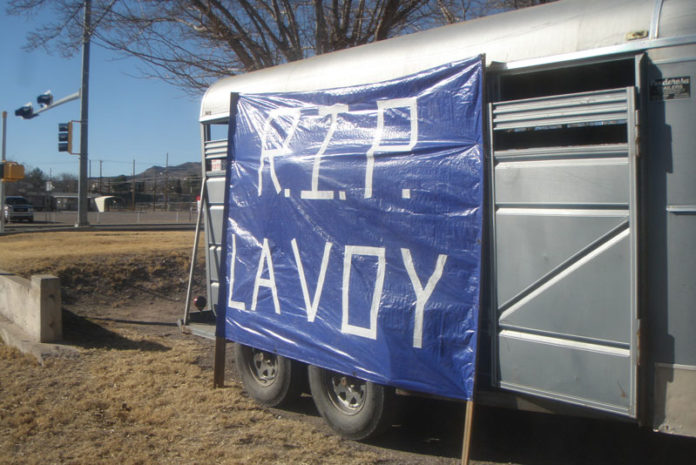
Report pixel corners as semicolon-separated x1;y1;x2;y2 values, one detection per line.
430;0;551;24
8;0;552;93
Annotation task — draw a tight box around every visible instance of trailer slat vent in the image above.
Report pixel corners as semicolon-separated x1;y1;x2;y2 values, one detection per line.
204;139;228;174
492;88;630;151
492;89;628;130
204;139;228;158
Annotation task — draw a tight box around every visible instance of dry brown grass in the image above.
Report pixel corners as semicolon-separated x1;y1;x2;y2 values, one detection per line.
0;231;198;276
0;230;386;465
0;231;205;305
0;331;381;465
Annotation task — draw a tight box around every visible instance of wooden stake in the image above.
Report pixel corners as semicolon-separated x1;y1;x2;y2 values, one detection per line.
213;337;226;388
461;400;475;465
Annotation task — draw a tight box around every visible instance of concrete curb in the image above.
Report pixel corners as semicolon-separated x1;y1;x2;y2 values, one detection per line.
0;314;79;365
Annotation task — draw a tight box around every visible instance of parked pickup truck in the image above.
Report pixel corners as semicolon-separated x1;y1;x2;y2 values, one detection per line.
4;196;34;223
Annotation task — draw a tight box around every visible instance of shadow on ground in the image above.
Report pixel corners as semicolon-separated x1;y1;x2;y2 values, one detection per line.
194;344;696;464
263;391;696;464
474;403;696;465
62;309;170;352
367;397;696;464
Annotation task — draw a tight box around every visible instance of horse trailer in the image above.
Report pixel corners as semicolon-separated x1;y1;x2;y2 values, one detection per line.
185;0;696;440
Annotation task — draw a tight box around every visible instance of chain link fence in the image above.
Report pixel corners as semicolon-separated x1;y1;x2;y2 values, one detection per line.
36;208;197;226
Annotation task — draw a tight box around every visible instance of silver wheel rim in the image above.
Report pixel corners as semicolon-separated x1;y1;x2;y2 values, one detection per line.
326;373;367;415
248;349;278;386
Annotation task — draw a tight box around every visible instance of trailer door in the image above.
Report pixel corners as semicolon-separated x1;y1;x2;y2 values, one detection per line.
490;87;639;417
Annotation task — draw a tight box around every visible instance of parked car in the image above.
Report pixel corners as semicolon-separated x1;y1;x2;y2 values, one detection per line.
4;196;34;223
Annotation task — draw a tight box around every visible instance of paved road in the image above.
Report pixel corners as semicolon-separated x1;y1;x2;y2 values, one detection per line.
1;210;197;233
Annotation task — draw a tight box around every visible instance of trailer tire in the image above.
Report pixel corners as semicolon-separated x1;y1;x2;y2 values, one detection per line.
308;365;396;440
234;343;303;407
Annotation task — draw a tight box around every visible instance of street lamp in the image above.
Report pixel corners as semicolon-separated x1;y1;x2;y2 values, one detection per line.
13;89;85;225
14;91;80;119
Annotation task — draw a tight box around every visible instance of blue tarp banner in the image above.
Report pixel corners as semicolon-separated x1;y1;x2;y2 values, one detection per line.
218;57;484;400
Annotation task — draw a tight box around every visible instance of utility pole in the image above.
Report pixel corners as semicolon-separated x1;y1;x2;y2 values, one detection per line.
165;153;169;211
1;111;7;234
77;0;91;227
131;159;135;210
99;160;102;193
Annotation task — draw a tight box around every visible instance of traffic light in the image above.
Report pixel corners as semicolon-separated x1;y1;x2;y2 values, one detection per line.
37;90;53;107
58;121;73;153
0;162;25;182
14;103;35;119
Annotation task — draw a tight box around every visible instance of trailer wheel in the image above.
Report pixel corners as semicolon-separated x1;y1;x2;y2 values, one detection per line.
308;365;396;440
234;344;303;407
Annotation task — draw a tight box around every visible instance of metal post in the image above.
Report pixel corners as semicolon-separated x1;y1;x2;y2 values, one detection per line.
77;0;91;227
165;153;169;211
1;111;6;234
183;180;207;326
131;159;135;209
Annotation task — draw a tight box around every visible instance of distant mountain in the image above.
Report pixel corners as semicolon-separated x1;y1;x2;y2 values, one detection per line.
137;162;200;180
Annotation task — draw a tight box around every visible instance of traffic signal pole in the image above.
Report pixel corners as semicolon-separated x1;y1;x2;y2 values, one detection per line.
1;111;6;234
77;0;91;227
13;0;89;227
12;0;90;226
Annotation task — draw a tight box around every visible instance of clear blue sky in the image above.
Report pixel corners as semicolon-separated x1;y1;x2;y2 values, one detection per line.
0;8;202;178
